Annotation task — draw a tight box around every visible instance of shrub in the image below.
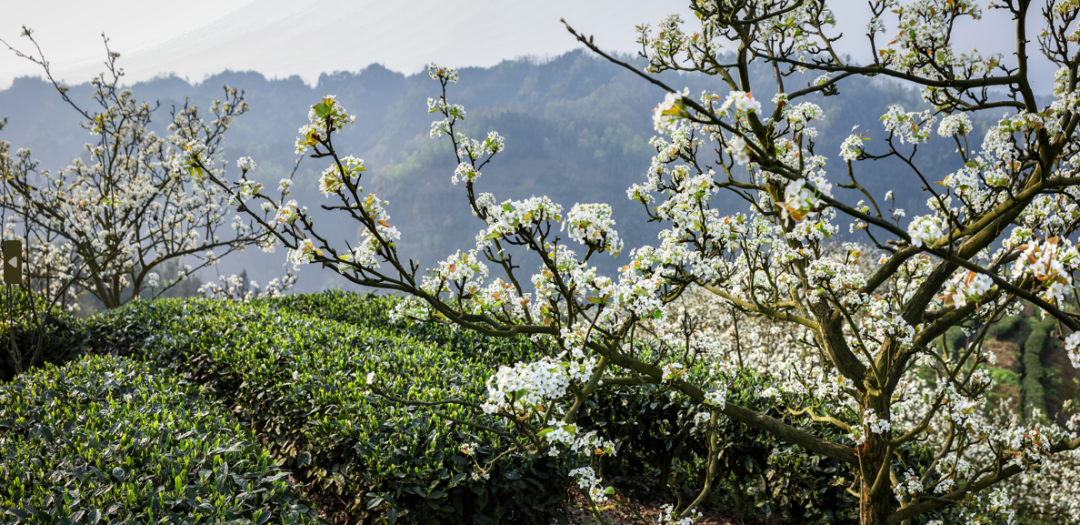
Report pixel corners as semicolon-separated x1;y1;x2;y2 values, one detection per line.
0;287;89;381
992;315;1028;339
86;294;570;524
582;370;862;523
0;354;322;524
1022;318;1053;422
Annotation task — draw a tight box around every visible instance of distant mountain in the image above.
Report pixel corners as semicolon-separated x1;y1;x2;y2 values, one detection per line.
0;50;1000;295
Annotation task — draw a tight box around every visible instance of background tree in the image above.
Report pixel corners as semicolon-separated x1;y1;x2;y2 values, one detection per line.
189;1;1080;524
0;29;285;310
1;98;126;377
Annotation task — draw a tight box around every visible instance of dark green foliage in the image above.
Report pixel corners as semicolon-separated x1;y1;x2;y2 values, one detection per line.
579;364;958;524
0;287;89;381
0;354;322;524
1022;318;1054;422
580;370;860;523
85;293;570;524
991;315;1027;339
988;367;1022;391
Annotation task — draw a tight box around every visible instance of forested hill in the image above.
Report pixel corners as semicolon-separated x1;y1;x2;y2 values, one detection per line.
0;50;1008;293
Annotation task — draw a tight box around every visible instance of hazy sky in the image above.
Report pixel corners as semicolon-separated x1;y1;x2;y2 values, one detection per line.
0;0;1058;92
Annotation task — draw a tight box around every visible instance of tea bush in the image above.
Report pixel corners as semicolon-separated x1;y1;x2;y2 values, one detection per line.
86;295;569;524
1022;318;1053;421
0;354;322;524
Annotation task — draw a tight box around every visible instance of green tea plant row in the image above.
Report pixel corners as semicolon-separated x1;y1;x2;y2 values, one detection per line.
83;292;569;524
0;354;322;524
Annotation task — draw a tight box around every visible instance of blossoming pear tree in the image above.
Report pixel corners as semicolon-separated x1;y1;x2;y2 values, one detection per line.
194;0;1080;522
0;29;290;311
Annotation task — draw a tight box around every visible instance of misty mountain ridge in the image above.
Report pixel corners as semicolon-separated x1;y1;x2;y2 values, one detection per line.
0;49;996;296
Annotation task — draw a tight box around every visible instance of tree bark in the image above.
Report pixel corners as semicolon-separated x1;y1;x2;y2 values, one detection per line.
859;399;892;525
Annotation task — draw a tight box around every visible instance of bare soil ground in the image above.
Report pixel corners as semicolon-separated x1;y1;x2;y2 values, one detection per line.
293;471;769;525
565;477;778;525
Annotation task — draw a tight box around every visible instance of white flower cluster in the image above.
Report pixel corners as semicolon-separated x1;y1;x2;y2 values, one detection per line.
839;126;866;162
780;178;829;222
228;178;264;206
482;357;577;414
337;193;400;270
934;451;974;494
997;423;1071;470
235;156;256;172
319;156;366;197
198;270;296;302
662;362;685;382
655;503;702;525
480;195;563;239
421;249;489;295
719;90;762;115
427;97;465;120
274;199;305;226
783;101;824;137
287;239;323;266
865;408;891;435
452;162;479;185
938;113;973;137
1052;66;1080;113
895;469;923;497
907;215;943;248
1066;332;1080;368
568;467;612;503
806;253;867;302
231;215;251;235
295;95;356;154
544;425;617;457
169;140;209;179
725;135;750;165
653;88;691;133
938;270;994;307
881;105;936;145
1009;238;1078;307
704;385;727;411
481;131;505;155
427;63;459;83
563;203;623;256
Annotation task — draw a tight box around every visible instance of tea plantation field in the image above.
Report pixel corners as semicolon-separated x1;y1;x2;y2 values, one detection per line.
1;291;577;524
11;291;1068;524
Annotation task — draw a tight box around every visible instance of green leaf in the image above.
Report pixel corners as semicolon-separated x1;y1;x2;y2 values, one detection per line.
313;103;330;118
